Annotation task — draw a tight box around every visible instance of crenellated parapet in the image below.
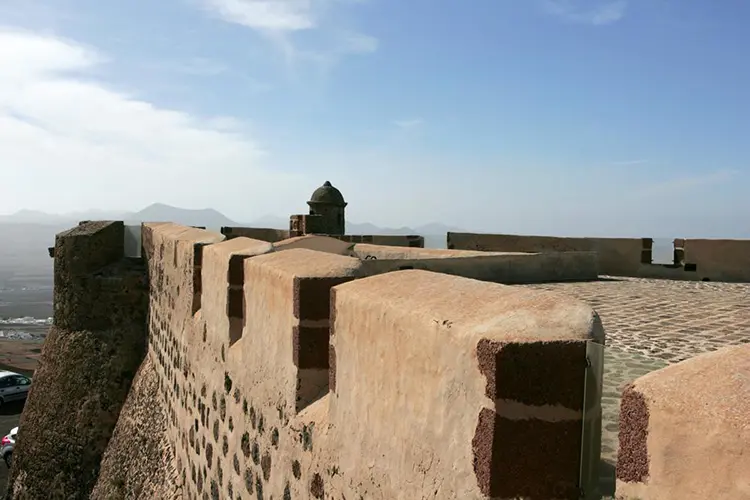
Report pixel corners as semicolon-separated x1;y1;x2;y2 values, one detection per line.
449;232;750;282
134;223;606;499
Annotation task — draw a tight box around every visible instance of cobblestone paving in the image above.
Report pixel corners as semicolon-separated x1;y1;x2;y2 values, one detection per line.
521;277;750;497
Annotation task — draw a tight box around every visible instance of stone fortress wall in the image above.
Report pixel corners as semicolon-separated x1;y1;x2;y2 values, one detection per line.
448;232;750;283
6;181;749;500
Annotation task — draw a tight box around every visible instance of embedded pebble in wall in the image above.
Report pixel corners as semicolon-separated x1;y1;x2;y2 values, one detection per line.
255;477;263;499
224;372;232;394
261;452;272;481
292;460;301;480
244;469;254;493
310;473;324;499
241;432;251;458
251;441;260;465
205;443;213;468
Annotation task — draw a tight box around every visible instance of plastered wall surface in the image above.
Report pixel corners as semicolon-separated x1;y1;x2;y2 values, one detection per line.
223;225;425;249
450;232;750;283
352;243;599;283
616;343;750;500
448;232;643;277
681;238;750;282
121;223;605;500
219;234;599;284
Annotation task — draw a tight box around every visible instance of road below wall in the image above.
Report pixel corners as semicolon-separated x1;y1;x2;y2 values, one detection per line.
0;345;38;496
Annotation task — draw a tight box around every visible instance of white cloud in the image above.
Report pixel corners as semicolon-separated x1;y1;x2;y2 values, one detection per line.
394;118;423;129
0;28;311;217
542;0;627;26
198;0;377;73
201;0;315;31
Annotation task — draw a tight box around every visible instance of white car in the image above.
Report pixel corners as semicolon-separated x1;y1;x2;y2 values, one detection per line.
1;426;17;468
0;371;32;408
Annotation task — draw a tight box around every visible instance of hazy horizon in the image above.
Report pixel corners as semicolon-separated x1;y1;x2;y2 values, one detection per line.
0;202;746;240
1;1;749;239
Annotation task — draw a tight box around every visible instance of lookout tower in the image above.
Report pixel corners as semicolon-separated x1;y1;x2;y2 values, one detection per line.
306;180;347;235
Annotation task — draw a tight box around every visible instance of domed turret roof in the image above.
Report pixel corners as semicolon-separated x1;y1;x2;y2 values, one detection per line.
308;181;346;206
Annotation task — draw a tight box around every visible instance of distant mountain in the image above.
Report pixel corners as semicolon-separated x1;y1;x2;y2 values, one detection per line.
0;209;63;224
0;209;132;224
127;203;238;229
346;221;463;236
0;205;463;249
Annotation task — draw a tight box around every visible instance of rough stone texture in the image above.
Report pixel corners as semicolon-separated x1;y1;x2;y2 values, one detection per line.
90;356;179;500
614;344;750;500
41;222;600;500
616;385;649;484
7;222;148;500
52;221;127;331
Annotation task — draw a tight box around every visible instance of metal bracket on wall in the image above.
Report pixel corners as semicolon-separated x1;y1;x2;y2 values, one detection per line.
578;340;605;500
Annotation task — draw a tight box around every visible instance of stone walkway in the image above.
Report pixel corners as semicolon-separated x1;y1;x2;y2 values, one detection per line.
521;276;750;496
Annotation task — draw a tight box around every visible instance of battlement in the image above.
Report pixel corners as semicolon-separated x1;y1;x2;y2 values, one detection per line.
135;223;606;499
13;212;749;499
9;175;747;499
448;232;750;283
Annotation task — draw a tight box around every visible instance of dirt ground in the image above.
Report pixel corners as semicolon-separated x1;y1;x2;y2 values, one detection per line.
0;339;42;494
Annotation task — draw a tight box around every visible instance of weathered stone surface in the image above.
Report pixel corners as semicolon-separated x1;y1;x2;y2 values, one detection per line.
7;222;149;500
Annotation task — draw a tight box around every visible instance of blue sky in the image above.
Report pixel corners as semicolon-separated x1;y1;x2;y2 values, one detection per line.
0;0;748;237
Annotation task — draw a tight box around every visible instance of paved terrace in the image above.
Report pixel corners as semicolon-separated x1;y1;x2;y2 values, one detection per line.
521;277;750;471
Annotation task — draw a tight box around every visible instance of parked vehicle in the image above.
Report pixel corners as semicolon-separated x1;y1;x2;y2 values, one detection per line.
1;426;17;468
0;371;32;408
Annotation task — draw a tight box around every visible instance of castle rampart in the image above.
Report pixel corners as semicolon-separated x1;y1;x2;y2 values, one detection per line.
448;232;750;282
8;181;746;499
132;224;606;499
9;220;611;499
222;226;426;249
8;221;149;499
